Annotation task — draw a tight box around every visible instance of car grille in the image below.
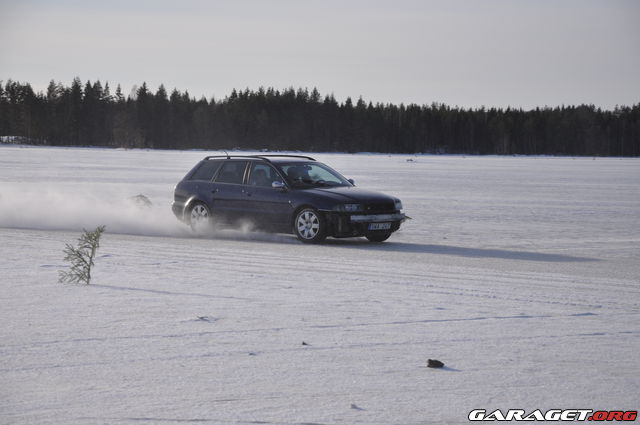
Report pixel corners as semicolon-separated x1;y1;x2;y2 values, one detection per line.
364;202;395;214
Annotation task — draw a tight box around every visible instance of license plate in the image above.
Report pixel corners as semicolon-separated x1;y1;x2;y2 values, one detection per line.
368;222;391;231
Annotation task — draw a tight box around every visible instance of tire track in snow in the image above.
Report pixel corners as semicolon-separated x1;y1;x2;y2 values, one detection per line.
4;310;638;356
95;237;637;311
4;325;640;374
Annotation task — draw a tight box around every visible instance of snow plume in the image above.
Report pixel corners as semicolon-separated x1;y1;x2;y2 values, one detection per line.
0;183;190;237
0;183;297;242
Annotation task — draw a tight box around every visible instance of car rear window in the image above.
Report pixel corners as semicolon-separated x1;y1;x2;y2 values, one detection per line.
189;160;223;181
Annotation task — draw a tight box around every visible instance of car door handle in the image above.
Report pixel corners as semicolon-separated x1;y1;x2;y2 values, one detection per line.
212;189;219;193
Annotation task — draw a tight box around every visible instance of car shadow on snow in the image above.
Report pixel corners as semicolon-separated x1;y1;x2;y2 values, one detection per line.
325;239;598;263
189;228;597;263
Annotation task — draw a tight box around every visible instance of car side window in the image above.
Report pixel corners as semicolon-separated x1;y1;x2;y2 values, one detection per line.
281;163;346;186
214;161;248;184
248;163;278;187
189;160;222;181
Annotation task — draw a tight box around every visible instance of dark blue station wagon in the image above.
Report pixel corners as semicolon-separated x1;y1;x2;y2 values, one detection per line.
172;155;406;243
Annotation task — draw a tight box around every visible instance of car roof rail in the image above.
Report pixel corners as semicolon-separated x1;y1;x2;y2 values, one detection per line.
202;154;316;162
203;155;248;160
251;154;316;161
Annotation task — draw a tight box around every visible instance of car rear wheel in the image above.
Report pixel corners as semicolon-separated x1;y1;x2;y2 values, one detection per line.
189;202;211;232
366;233;391;243
294;208;327;243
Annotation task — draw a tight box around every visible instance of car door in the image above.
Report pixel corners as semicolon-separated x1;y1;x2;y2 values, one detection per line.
210;160;249;223
241;161;292;230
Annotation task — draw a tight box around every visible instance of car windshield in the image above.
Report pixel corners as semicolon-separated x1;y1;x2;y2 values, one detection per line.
278;162;351;188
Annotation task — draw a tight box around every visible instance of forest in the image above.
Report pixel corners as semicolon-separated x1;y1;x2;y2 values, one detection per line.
1;78;638;156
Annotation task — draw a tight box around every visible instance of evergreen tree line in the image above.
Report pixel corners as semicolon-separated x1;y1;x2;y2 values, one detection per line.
1;78;639;156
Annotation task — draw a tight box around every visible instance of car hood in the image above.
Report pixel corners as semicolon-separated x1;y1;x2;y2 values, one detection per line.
302;186;396;204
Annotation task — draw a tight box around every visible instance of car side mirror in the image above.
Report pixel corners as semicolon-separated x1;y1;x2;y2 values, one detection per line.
348;178;355;186
272;181;287;190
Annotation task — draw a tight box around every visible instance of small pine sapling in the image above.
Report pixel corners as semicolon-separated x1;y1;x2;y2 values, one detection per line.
59;225;106;285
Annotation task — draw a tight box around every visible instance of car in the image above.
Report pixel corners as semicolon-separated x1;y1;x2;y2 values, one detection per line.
172;154;406;243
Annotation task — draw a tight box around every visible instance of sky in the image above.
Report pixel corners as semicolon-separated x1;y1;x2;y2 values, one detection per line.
1;0;639;110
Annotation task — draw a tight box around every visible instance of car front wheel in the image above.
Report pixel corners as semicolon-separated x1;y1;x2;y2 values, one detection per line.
294;208;327;243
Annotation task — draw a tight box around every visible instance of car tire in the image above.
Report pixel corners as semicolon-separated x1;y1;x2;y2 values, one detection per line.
293;207;327;243
188;202;211;233
365;233;391;243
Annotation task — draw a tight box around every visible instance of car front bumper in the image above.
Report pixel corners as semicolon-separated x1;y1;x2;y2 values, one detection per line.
349;213;406;223
325;211;406;238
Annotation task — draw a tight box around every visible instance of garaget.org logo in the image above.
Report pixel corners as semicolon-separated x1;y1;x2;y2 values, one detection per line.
468;409;638;421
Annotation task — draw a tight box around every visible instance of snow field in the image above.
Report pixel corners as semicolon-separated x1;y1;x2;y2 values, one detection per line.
1;145;639;424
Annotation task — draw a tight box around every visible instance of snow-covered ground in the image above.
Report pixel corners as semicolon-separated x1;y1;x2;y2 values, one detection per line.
1;145;639;424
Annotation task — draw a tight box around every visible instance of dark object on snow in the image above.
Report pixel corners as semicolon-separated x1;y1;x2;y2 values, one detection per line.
427;359;444;368
129;194;152;208
302;341;309;346
196;316;216;322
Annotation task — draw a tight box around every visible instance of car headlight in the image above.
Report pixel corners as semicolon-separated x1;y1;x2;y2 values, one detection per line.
333;203;363;212
394;200;403;211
